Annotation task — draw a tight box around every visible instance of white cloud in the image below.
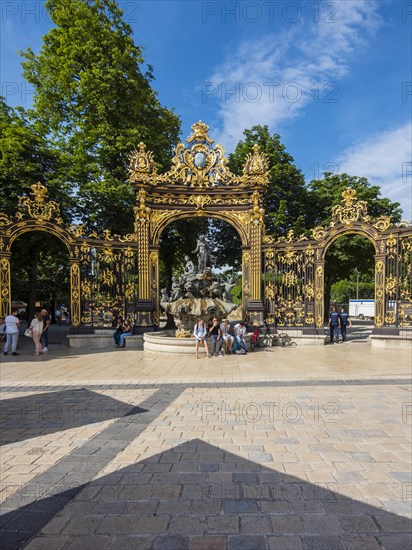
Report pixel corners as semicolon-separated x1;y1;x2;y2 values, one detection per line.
204;0;381;150
338;122;412;221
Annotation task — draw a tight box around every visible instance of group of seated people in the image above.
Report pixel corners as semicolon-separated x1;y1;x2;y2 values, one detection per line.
113;316;132;347
193;317;247;358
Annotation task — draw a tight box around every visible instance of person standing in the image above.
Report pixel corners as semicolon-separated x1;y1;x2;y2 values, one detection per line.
329;306;341;344
194;318;210;359
339;307;352;342
3;310;20;356
29;312;44;356
41;309;51;352
0;317;5;352
55;307;62;326
208;317;222;357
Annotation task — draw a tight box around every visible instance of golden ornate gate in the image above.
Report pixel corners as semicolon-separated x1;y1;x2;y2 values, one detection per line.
0;122;411;333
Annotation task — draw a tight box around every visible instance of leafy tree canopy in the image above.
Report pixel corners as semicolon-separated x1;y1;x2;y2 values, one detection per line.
20;0;181;234
229;125;309;235
0;97;70;217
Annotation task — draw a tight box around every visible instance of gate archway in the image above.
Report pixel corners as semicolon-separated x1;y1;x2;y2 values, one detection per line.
128;121;270;327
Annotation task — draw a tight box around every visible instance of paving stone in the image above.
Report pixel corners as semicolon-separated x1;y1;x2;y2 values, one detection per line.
377;535;412;550
151;484;182;499
341;535;382;550
133;515;169;534
240;515;271;533
190;500;222;514
153;535;190;549
233;473;258;483
338;514;379;533
242;483;271;500
191;536;227;550
228;535;266;550
224;501;258;514
259;500;290;514
301;535;345;550
374;514;412;532
271;515;304;533
61;515;104;534
157;500;190;514
24;536;69;550
96;515;135;534
64;535;111;550
302;514;343;534
207;515;239;534
107;536;152;550
167;515;205;534
267;535;303;550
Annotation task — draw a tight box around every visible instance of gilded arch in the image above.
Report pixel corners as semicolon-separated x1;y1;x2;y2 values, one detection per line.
129;121;270;327
262;187;412;330
0;183;140;327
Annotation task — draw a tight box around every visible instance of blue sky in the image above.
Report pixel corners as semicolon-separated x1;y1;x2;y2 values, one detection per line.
1;0;411;219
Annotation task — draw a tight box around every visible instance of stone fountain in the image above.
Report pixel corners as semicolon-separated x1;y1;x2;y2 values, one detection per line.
159;235;239;337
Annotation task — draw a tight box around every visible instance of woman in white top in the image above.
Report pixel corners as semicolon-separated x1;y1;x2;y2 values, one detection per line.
4;310;20;355
193;318;210;359
29;312;44;356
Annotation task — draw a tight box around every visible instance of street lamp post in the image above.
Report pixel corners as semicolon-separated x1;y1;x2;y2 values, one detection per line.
353;267;360;300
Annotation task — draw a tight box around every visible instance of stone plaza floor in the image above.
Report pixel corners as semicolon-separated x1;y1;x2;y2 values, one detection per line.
0;337;411;549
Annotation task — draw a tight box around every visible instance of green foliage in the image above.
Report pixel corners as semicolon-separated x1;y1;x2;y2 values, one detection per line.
0;98;70;217
331;279;374;304
307;172;402;227
10;233;70;321
229;125;308;235
20;0;180;233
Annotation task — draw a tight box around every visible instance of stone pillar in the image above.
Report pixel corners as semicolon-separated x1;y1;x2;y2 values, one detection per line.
0;253;11;318
70;260;81;327
314;261;325;329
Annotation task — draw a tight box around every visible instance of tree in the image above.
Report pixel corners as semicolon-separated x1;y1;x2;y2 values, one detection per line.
20;0;180;234
0;97;68;216
229;125;309;236
307;172;402;228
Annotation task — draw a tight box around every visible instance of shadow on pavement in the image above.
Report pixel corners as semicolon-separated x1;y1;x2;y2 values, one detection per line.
0;388;147;446
0;439;410;550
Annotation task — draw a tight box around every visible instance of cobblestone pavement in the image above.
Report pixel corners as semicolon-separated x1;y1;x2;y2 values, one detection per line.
0;341;411;549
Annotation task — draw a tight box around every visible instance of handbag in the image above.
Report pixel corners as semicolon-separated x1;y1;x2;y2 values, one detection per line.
24;328;33;337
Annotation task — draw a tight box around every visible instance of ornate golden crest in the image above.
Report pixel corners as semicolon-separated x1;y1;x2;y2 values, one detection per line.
129;143;157;183
332;187;369;226
18;182;61;222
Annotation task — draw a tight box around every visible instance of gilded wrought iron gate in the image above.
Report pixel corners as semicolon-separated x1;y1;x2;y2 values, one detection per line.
0;125;411;332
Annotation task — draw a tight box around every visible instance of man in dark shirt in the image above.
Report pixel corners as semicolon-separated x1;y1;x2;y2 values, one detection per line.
339;308;352;342
208;317;222;356
329;307;340;344
41;308;51;352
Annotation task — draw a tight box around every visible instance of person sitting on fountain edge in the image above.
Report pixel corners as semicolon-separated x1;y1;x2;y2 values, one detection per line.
234;321;248;354
208;316;223;357
220;319;234;354
194;318;210;359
